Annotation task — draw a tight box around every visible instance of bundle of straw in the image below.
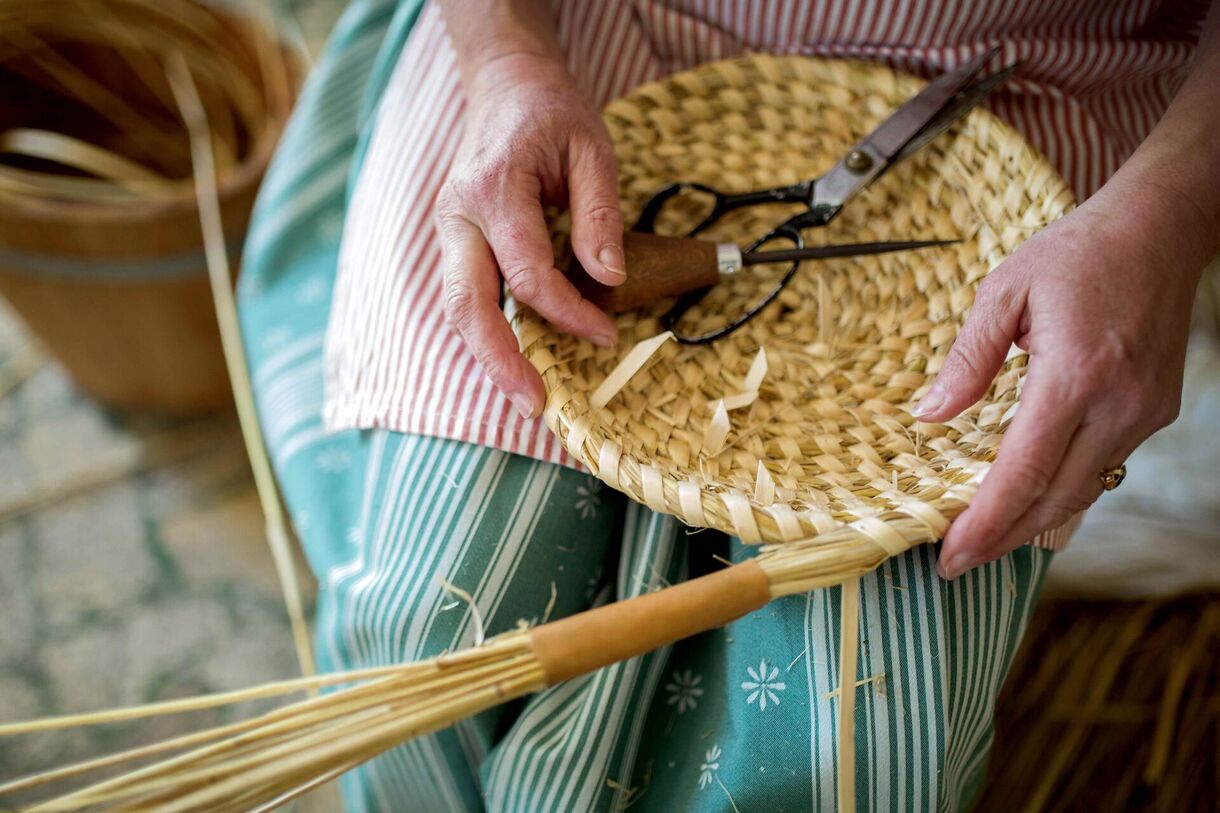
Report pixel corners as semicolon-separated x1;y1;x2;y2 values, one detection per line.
0;527;927;812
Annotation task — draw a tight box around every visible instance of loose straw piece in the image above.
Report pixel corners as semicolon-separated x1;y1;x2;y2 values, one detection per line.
0;661;416;737
723;347;768;410
0;127;172;187
753;460;775;504
837;578;861;813
436;577;487;646
590;331;673;409
743;347;768;391
166;54;316;679
702;399;730;458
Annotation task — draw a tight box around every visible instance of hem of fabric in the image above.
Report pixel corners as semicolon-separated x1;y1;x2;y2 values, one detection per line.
322;396;582;471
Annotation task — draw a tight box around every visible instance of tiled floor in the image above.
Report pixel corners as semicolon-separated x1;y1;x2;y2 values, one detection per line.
0;1;343;808
0;315;324;805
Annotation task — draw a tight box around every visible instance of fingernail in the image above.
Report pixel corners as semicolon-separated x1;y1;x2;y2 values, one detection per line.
912;382;945;419
598;245;626;280
592;331;618;348
510;392;538;419
937;549;973;580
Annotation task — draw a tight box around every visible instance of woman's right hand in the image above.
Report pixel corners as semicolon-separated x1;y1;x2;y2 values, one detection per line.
435;52;625;419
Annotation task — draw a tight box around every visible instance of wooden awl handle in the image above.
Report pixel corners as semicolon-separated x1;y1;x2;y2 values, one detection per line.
561;231;721;313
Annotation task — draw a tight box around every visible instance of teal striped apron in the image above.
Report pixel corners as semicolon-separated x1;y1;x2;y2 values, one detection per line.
238;2;1050;809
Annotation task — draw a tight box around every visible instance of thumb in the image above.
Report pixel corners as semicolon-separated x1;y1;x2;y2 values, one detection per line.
913;274;1028;422
567;135;626;286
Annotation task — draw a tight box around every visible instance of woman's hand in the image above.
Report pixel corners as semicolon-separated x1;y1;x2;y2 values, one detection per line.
435;52;625;419
915;180;1209;579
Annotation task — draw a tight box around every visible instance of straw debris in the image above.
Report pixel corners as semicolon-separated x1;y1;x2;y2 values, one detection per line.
590;331;673;408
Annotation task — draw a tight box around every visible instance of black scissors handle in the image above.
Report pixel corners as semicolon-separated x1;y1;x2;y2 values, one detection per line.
634;180;814;236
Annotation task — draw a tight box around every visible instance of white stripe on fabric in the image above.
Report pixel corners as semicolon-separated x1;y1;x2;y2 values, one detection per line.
319;430;387;670
565;511;683;813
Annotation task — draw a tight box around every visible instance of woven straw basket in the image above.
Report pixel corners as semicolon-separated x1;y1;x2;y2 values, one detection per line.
513;54;1075;549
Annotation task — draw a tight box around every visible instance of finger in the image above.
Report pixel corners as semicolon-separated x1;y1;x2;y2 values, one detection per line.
481;180;619;346
913;271;1029;422
567;135;626;285
937;367;1085;578
437;207;545;418
982;411;1144;559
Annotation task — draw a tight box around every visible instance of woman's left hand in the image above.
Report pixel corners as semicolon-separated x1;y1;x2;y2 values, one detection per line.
914;179;1209;579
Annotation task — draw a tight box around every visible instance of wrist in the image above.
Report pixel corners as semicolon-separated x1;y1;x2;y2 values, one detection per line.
1086;173;1218;283
464;48;570;100
440;0;563;92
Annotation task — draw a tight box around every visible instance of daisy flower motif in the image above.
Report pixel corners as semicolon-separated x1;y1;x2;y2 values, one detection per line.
665;669;704;714
741;658;786;711
698;745;722;790
574;478;601;519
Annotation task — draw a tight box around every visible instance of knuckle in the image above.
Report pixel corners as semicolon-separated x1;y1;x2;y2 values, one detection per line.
1059;354;1111;402
1003;457;1054;496
1149;392;1181;429
973;268;1018;312
1071;375;1174;434
442;280;480;331
451;163;506;210
580;201;622;224
494;217;538;251
472;348;508;388
434;185;464;224
501;264;542;303
1104;384;1148;429
944;338;989;381
1065;330;1135;393
577;202;623;235
1039;492;1094;525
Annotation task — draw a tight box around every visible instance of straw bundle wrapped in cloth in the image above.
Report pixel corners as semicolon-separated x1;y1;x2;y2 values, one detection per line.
0;0;299;412
0;55;1074;811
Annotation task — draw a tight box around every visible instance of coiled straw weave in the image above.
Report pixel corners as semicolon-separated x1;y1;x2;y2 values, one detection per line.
514;54;1075;549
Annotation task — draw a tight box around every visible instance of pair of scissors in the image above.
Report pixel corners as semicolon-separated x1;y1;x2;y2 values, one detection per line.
634;47;1019;344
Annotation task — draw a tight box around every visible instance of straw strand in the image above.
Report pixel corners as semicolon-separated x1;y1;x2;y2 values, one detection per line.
166;51;316;679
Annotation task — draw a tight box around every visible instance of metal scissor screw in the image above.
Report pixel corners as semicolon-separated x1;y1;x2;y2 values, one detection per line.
844;149;873;173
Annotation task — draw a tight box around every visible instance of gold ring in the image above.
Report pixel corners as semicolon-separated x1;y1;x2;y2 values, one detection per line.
1099;464;1127;491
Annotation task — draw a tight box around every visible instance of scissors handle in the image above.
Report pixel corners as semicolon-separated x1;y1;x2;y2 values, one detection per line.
634;180;813;235
562;231;721;312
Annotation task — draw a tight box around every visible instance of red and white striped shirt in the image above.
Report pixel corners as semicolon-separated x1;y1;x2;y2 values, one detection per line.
324;0;1207;471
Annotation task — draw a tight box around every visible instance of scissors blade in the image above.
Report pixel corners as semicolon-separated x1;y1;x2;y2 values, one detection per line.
862;46;1003;158
892;61;1020;163
811;47;1007;214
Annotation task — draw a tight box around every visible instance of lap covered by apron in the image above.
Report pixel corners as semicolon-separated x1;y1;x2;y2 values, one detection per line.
237;2;1051;810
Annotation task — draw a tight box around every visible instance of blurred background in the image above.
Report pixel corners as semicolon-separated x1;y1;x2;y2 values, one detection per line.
0;1;1217;810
